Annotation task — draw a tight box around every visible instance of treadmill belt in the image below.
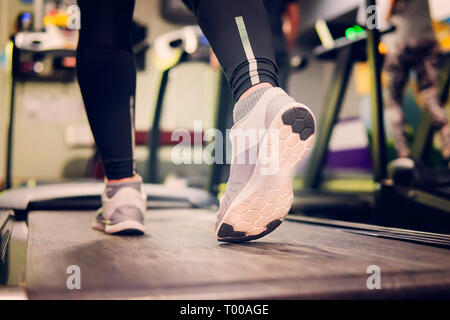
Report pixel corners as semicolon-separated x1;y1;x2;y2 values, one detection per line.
26;209;450;299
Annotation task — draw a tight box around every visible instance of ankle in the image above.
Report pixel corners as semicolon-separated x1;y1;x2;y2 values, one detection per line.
107;174;142;185
233;84;273;123
238;83;273;102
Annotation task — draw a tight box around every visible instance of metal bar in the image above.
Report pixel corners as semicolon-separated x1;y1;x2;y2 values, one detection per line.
287;214;450;240
395;187;450;214
208;72;233;195
410;114;433;161
303;46;353;189
33;0;44;31
366;0;388;183
147;68;170;183
5;43;18;190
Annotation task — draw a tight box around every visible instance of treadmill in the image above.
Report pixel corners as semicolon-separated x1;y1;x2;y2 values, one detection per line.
293;22;395;221
2;182;450;299
1;0;450;299
290;4;450;234
385;51;450;229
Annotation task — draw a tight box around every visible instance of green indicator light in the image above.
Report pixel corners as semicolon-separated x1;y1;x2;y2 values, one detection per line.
346;28;357;40
345;25;366;41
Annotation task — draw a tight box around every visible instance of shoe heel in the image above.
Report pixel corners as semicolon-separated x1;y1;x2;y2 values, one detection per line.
281;106;315;141
269;106;316;172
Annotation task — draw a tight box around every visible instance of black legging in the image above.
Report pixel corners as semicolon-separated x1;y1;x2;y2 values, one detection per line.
76;0;279;180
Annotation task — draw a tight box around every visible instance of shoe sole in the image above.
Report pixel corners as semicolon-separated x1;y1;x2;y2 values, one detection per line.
216;104;316;243
93;219;146;235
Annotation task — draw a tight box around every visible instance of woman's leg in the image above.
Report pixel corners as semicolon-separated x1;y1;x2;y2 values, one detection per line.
415;40;450;158
183;0;316;242
385;49;410;158
77;0;146;235
182;0;278;101
77;0;137;181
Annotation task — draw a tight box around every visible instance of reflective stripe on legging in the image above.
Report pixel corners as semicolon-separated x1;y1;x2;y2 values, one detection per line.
235;16;260;86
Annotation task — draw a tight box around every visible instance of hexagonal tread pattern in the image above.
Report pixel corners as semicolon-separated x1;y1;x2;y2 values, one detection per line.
217;105;315;243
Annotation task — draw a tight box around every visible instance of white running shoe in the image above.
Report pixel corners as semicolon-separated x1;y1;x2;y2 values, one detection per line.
216;87;316;242
93;187;147;235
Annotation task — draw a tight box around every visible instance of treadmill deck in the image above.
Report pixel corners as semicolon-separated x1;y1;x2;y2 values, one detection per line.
26;209;450;299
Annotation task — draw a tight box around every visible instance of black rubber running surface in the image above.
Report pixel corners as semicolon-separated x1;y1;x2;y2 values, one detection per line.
26;209;450;299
